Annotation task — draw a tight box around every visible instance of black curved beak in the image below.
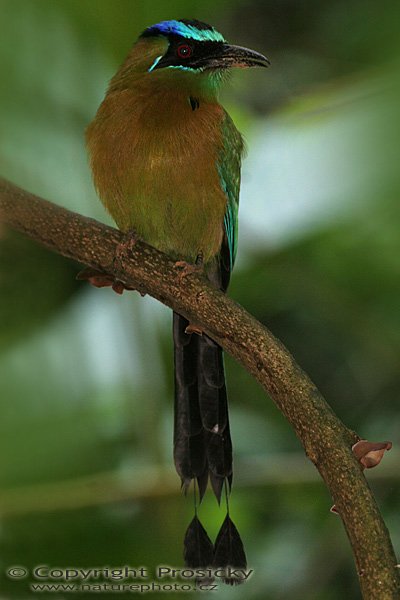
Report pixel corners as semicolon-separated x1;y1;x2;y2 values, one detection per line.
198;43;270;70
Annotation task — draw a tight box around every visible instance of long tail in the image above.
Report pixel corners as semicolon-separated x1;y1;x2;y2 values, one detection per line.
173;311;247;583
173;312;232;502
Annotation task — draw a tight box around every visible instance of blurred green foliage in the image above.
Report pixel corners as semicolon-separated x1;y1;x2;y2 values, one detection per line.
0;232;80;350
0;1;399;599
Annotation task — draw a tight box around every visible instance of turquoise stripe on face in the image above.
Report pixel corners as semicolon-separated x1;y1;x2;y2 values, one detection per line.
148;55;163;72
166;65;204;72
146;20;225;43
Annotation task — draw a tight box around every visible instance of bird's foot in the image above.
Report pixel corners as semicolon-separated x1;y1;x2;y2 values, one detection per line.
175;253;204;280
76;267;134;295
114;229;140;267
175;261;201;278
77;230;143;295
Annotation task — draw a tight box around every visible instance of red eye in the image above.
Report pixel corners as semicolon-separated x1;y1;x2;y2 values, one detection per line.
177;44;193;59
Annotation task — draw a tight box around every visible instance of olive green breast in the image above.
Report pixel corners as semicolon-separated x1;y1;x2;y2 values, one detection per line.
86;84;230;264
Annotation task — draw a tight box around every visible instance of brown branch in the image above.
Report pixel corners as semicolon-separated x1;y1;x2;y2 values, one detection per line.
0;177;398;598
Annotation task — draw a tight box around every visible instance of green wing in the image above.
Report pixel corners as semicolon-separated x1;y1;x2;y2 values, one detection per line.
217;111;244;288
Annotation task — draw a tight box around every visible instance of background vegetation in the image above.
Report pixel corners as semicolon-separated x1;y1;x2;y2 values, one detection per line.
0;1;399;598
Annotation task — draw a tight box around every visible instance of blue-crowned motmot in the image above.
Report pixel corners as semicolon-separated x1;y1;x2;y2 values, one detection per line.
85;19;269;583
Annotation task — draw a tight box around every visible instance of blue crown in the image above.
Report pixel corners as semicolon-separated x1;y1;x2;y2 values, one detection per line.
142;19;225;43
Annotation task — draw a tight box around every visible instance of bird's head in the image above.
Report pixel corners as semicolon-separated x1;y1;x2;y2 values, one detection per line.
110;19;269;97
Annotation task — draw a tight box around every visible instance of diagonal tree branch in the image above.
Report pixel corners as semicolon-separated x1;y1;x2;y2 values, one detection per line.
0;176;398;598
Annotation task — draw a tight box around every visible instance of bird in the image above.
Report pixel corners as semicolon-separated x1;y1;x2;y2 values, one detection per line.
84;18;269;583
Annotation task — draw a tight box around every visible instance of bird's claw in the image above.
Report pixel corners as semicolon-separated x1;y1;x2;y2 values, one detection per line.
77;227;143;296
113;229;140;268
76;267;134;295
175;260;204;280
